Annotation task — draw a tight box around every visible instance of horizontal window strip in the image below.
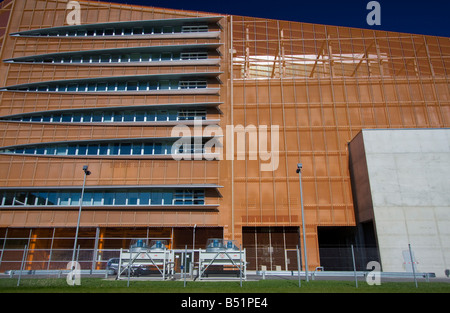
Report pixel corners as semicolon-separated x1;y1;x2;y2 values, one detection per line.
3;80;208;92
0;139;209;157
0;72;221;93
6;51;210;65
10;17;222;38
0;188;205;207
1;108;207;123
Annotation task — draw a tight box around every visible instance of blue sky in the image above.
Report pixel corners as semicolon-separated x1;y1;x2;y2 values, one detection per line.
96;0;450;37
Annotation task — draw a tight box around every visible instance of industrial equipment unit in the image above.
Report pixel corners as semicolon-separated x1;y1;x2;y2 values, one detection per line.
198;238;246;280
117;239;174;280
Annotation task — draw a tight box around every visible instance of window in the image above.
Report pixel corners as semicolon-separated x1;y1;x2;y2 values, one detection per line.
71;55;82;63
162;26;173;34
161;52;172;61
128;192;138;205
115;192;127;205
82;192;93;206
174;189;205;205
143;143;154;155
103;192;114;205
127;82;138;91
96;83;107;91
92;111;103;122
154;143;163;155
135;111;145;122
99;144;109;155
159;80;170;90
181;52;208;60
182;25;208;33
93;193;103;206
177;109;207;120
3;192;14;205
37;192;48;206
110;55;119;63
119;143;131;155
139;192;151;205
60;192;70;206
0;137;208;157
4;76;213;93
0;189;201;207
68;145;77;155
117;82;126;91
90;55;100;63
179;80;207;89
130;53;140;62
138;82;148;91
87;83;96;92
47;192;58;205
163;192;173;205
27;192;37;205
152;191;162;205
77;146;87;155
110;144;120;155
101;54;110;63
149;81;158;90
61;114;72;122
87;145;98;155
132;143;142;155
157;110;168;121
56;146;67;155
70;192;81;206
45;146;56;155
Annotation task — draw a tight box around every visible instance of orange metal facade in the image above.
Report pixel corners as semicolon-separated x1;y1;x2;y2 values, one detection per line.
0;0;448;271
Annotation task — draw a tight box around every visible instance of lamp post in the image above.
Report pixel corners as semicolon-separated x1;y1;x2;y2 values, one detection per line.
193;224;197;250
71;165;91;271
296;163;309;282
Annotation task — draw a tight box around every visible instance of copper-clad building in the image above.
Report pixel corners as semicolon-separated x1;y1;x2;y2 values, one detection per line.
0;0;448;275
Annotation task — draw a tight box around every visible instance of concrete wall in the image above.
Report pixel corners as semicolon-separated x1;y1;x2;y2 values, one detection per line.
349;129;450;277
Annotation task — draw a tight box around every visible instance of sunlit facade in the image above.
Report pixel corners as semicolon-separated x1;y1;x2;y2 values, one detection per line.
0;0;448;273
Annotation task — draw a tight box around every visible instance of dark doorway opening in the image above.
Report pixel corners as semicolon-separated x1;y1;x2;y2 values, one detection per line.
318;224;379;271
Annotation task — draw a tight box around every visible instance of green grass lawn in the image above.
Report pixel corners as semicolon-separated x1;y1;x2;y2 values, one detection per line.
1;277;449;293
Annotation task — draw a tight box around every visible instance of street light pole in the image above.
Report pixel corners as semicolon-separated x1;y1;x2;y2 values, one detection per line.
296;163;309;282
193;224;197;250
71;165;91;271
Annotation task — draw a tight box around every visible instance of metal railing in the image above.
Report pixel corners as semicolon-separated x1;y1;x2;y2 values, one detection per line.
0;246;121;273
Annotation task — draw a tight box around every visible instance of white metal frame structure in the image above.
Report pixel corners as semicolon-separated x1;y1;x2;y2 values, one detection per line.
117;243;174;280
198;239;246;280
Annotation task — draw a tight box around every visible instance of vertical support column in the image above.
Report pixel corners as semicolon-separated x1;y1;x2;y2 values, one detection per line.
351;244;358;288
409;244;418;288
17;245;28;287
47;228;55;271
296;245;301;287
92;227;100;272
0;228;8;271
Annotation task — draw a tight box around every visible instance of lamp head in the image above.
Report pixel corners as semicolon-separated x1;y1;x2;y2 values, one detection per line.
82;165;91;175
296;163;302;173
